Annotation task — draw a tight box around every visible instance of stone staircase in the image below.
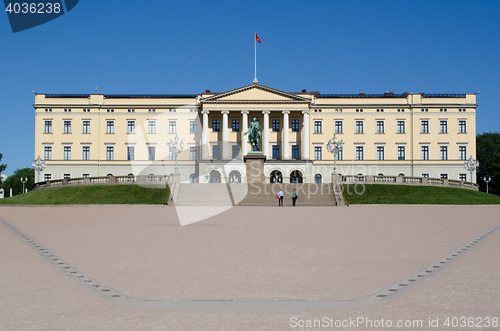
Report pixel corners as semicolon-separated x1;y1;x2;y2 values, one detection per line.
174;183;337;206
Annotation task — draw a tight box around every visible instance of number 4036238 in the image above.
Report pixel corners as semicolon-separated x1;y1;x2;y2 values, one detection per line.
5;2;61;14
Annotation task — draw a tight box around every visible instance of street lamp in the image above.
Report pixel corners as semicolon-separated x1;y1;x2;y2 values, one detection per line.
20;177;27;193
464;155;479;183
326;133;344;174
169;134;184;173
483;176;492;194
32;156;46;183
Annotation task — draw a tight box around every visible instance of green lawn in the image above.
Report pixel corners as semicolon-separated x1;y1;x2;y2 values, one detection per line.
341;184;500;205
0;184;170;205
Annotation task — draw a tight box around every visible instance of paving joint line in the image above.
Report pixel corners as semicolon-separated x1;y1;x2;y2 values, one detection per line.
1;216;498;312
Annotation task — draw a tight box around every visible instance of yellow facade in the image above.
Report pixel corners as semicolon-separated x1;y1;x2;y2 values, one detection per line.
34;83;477;183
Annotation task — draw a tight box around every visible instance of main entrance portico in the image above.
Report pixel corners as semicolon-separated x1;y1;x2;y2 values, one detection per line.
200;83;311;161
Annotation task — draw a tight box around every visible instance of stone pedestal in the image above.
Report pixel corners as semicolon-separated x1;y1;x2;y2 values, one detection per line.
244;153;266;183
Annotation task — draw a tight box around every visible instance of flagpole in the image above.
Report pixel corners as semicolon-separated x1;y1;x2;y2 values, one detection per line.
253;30;258;83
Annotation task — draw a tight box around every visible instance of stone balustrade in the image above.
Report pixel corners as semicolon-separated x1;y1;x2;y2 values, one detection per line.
33;175;173;190
336;174;478;191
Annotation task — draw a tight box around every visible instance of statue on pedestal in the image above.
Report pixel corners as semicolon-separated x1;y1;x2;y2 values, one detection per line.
244;117;262;152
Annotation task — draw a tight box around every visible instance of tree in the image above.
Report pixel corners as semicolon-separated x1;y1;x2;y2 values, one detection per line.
0;153;6;185
476;132;500;195
1;168;35;196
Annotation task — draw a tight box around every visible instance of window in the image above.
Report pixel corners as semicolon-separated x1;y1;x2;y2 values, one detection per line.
44;174;51;181
440;174;448;179
231;145;240;159
228;119;239;132
106;121;114;134
458;120;467;133
128;109;135;113
376;146;384;160
314;146;322;160
212;119;220;132
212;145;220;160
314;121;322;134
189;121;197;134
355;121;363;134
82;174;90;178
376;109;384;112
459;174;467;181
63;120;72;134
169;121;177;134
439;120;448;133
127;121;135;134
422;173;430;178
376;121;384;134
355;146;364;160
421;120;429;133
149;109;156;113
292;145;300;159
356;109;363;112
63;174;71;179
189;146;198;160
315;174;322;183
291;119;300;132
272;119;280;132
148;146;155;161
440;146;448;160
398;146;405;160
397;121;405;134
148;121;156;134
421;109;428;112
335;120;343;134
127;146;134;161
421;146;429;160
272;145;280;159
44;146;52;160
190;174;198;183
440;109;448;112
337;147;343;161
82;146;90;160
106;146;114;160
63;146;71;161
107;109;114;113
82;120;91;134
459;146;467;160
44;120;52;133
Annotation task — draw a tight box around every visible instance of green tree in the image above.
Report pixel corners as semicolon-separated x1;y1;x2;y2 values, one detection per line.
476;132;500;195
0;153;6;185
1;168;35;196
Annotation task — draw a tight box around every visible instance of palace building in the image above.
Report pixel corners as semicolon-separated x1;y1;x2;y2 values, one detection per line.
34;83;477;184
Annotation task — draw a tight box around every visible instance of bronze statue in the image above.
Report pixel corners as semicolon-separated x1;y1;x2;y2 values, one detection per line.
244;117;262;151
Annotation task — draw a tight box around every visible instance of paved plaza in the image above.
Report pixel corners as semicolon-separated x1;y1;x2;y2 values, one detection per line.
0;205;499;330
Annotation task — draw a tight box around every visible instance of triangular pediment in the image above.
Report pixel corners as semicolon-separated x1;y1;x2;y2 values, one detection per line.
201;84;310;104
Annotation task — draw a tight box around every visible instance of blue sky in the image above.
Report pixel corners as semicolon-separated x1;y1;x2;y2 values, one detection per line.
1;0;499;175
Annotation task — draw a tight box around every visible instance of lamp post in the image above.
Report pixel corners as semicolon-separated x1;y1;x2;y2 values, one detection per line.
483;176;492;194
169;134;184;174
32;156;46;183
464;155;479;183
326;134;344;174
20;177;27;193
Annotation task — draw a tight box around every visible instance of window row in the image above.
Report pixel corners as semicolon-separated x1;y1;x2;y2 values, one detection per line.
43;120;200;134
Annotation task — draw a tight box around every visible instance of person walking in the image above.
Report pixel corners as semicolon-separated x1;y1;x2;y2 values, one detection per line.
278;189;284;207
292;189;298;207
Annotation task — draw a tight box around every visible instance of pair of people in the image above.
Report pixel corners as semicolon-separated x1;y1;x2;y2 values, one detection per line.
277;190;298;207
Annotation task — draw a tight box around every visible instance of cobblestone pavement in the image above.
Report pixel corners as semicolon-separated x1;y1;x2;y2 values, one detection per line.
0;205;499;330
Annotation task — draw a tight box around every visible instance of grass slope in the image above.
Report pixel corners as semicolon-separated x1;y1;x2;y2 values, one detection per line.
0;184;170;205
341;184;500;205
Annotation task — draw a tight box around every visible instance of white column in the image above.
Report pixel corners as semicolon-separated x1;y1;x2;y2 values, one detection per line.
201;110;209;159
241;110;249;156
282;110;290;159
262;110;270;157
302;110;310;160
222;110;229;159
